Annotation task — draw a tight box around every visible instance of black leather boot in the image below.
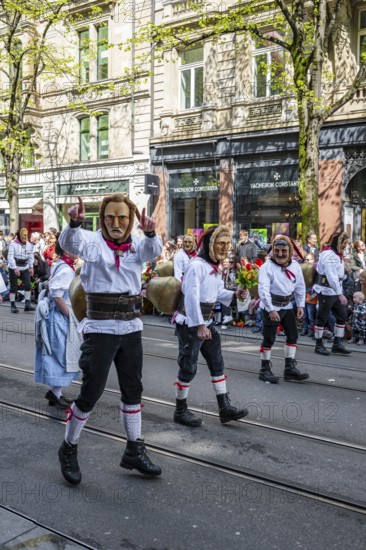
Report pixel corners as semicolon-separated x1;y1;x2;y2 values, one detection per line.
174;398;202;427
58;440;81;485
284;359;309;381
216;393;248;424
24;300;35;312
259;360;279;383
331;337;351;355
120;439;162;476
315;338;330;356
11;302;19;313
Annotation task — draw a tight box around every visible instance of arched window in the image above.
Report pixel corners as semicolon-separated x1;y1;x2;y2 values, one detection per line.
97;114;109;159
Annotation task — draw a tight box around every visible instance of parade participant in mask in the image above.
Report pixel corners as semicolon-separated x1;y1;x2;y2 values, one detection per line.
173;233;197;282
258;235;308;383
173;225;248;427
57;194;163;485
313;232;351;356
8;228;35;313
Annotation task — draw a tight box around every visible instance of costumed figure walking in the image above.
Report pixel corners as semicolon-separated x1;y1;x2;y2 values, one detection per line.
173;225;248;427
57;194;163;485
173;234;197;282
258;235;309;384
313;232;351;356
34;238;80;408
8;228;35;313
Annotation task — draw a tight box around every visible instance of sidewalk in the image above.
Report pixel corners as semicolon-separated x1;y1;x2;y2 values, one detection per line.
0;507;88;549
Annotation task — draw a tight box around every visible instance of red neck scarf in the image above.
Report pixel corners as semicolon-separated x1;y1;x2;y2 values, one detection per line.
60;256;75;270
184;249;197;258
104;239;132;269
208;262;221;276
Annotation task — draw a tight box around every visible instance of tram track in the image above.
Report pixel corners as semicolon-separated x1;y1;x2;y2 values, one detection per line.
1;362;365;454
0;321;365;392
1;398;366;517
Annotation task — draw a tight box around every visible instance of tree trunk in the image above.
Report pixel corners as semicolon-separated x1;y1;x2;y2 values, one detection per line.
297;113;322;239
4;154;22;233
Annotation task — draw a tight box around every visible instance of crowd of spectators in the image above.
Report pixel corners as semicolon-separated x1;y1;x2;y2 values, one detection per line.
1;226;366;345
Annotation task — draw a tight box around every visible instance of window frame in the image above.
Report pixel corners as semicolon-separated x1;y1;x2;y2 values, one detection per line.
252;40;284;99
97;113;109;160
179;46;204;110
78;29;90;83
358;10;366;67
79;117;90;162
97;24;109;81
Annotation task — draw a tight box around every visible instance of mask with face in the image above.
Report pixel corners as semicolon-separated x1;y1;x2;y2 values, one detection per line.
17;228;28;244
182;234;197;254
99;193;137;243
198;225;232;264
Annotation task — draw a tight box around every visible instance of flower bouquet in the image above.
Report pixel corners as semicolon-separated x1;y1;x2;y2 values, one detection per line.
141;265;157;284
235;258;263;292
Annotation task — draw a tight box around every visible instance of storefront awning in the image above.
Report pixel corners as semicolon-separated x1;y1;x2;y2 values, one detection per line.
0;198;43;214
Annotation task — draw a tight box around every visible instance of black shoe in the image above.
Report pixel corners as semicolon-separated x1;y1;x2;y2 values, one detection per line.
284;359;309;382
10;302;19;313
45;390;70;410
300;330;308;336
58;440;81;485
24;300;35;312
315;339;331;356
331;338;351;355
120;439;162;476
216;393;248;424
174;399;202;427
259;361;279;383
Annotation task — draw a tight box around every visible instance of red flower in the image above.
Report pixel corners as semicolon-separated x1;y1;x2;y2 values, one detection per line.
255;258;264;267
245;263;252;270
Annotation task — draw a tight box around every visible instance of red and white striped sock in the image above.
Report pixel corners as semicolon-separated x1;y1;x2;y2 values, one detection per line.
120;402;142;441
174;379;190;400
65;403;89;444
314;325;324;339
334;324;345;338
211;374;227;395
260;346;272;361
284;343;297;359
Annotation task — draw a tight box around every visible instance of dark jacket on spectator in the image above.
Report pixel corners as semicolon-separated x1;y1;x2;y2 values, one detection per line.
235;241;258;263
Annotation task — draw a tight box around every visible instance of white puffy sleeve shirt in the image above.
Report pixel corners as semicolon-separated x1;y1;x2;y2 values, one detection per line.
59;226;162;335
259;260;305;312
49;260;75;300
173;249;190;282
313;250;344;296
179;257;234;328
7;241;34;271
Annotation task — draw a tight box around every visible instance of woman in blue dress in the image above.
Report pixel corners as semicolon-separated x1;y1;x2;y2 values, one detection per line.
34;237;80;409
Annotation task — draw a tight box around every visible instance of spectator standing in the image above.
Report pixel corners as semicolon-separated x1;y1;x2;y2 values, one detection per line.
43;233;57;267
32;252;51;302
349;240;366;291
303;231;319;260
235;230;258;264
351;291;366;345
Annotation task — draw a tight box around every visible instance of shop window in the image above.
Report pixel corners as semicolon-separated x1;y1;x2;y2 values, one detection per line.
97;114;109;159
79;29;90;83
180;47;204;109
359;11;366;67
80;118;90;161
253;37;284;98
97;24;109;80
22;128;34;168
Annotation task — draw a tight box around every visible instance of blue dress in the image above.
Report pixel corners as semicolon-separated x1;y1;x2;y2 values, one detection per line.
34;261;80;387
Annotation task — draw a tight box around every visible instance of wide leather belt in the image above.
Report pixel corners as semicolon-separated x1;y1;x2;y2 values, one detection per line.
15;259;27;267
178;300;215;321
270;293;293;307
86;293;142;321
315;273;330;287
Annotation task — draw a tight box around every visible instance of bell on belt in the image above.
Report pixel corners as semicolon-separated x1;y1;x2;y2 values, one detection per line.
69;277;87;322
146;276;182;314
301;262;317;287
155;261;174;277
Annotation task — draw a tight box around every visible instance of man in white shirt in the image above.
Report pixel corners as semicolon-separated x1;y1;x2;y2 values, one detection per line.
173;233;197;282
258;235;308;383
313;232;351;356
57;194;163;484
8;228;35;313
173;225;248;427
